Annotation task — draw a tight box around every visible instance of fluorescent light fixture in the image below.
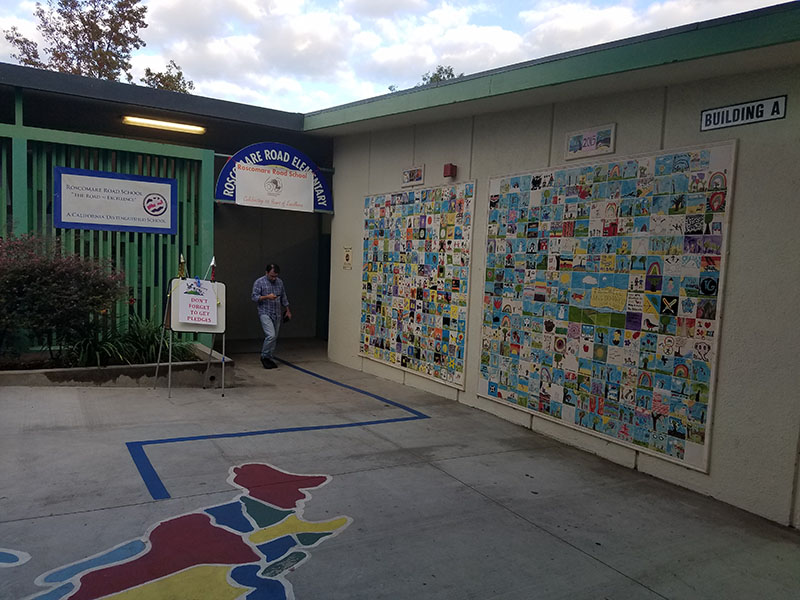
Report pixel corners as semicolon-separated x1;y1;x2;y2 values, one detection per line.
122;115;206;134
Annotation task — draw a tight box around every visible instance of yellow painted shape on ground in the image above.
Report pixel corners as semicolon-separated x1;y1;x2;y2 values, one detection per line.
104;565;246;600
590;287;627;312
249;514;348;545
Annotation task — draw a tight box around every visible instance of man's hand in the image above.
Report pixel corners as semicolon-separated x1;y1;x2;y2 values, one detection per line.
261;293;277;300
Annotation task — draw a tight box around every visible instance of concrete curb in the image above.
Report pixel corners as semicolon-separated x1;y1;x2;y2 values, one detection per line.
0;343;234;388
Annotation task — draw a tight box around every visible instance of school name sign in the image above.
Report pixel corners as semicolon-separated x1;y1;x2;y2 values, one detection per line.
55;167;177;234
215;142;332;213
235;163;313;212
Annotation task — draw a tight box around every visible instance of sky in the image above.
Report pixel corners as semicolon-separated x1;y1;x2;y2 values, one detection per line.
0;0;789;113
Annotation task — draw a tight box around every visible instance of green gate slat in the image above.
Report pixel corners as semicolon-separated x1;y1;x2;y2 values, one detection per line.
30;143;38;232
12;138;210;331
1;138;9;236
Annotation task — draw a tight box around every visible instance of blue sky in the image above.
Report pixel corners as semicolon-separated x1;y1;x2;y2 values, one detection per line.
0;1;789;112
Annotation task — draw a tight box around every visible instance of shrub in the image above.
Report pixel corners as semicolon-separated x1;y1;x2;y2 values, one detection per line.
123;315;196;364
0;235;127;359
67;319;130;367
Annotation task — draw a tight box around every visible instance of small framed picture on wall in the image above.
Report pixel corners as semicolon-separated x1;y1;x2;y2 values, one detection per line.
564;123;616;160
401;165;425;187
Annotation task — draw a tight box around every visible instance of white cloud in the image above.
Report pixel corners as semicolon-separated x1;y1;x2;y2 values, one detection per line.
518;1;785;57
0;7;44;61
1;0;789;112
341;0;430;19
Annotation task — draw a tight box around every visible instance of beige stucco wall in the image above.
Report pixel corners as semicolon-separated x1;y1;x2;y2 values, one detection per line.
328;65;800;525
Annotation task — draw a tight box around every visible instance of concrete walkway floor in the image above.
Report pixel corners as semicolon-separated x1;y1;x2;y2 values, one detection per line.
1;340;798;599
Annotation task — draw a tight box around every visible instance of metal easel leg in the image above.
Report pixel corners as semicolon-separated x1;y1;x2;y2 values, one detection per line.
153;302;170;389
221;334;226;397
168;330;173;399
203;333;216;389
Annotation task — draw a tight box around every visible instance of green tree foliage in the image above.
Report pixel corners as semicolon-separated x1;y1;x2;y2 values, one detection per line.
140;59;194;93
5;0;147;82
419;64;463;86
0;235;127;360
4;0;194;92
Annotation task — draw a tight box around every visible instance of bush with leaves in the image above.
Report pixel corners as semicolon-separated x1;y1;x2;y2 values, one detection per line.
123;315;196;364
64;315;197;367
0;235;127;360
67;318;130;367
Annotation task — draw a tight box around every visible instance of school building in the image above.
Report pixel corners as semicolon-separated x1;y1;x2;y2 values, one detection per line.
1;3;798;527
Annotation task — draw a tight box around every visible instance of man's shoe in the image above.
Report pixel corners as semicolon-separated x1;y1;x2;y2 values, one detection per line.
262;357;277;369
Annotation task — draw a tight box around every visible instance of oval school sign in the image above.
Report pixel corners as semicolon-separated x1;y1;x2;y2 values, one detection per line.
215;142;332;213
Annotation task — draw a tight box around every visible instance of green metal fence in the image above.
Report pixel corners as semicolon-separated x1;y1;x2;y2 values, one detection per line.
0;111;214;336
1;137;10;237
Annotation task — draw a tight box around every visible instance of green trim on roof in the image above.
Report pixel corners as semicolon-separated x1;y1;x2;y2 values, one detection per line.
303;4;800;131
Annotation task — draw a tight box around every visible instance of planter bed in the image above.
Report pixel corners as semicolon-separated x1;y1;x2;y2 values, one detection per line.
0;344;233;388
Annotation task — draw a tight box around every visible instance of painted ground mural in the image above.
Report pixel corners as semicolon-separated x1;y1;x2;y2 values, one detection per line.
25;464;350;599
479;142;734;469
1;548;31;568
361;182;475;388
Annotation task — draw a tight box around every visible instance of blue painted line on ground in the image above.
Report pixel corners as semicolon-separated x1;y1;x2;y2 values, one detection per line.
126;358;430;500
274;357;430;418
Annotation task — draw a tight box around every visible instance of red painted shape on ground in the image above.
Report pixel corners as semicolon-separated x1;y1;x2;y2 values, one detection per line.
69;513;258;600
232;464;328;509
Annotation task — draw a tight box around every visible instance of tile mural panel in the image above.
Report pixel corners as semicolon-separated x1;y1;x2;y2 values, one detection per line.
361;183;475;388
479;143;734;469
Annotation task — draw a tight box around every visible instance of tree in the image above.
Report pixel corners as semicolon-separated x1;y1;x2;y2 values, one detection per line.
140;59;194;93
4;0;193;92
418;65;463;86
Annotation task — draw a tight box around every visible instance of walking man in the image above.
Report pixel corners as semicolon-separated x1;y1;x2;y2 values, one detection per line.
252;263;291;369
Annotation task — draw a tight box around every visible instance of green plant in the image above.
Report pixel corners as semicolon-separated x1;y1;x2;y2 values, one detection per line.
123;315;196;364
67;319;130;367
0;235;127;359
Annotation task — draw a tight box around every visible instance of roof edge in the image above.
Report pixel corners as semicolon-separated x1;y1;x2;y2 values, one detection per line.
0;62;305;131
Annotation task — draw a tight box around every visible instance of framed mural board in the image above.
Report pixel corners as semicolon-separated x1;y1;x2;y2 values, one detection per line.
361;182;475;389
479;141;736;470
564;123;616;160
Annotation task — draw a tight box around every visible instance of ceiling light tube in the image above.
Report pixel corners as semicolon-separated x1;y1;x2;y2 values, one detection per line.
122;115;206;134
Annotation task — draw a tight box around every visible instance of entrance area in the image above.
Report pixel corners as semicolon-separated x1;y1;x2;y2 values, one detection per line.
213;202;331;354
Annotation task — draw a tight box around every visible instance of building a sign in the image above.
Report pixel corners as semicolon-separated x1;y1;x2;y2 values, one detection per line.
54;167;177;234
700;95;786;131
235;162;313;212
215;142;332;212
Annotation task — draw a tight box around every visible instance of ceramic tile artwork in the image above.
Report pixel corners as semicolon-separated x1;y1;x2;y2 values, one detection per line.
479;144;734;468
361;183;475;388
